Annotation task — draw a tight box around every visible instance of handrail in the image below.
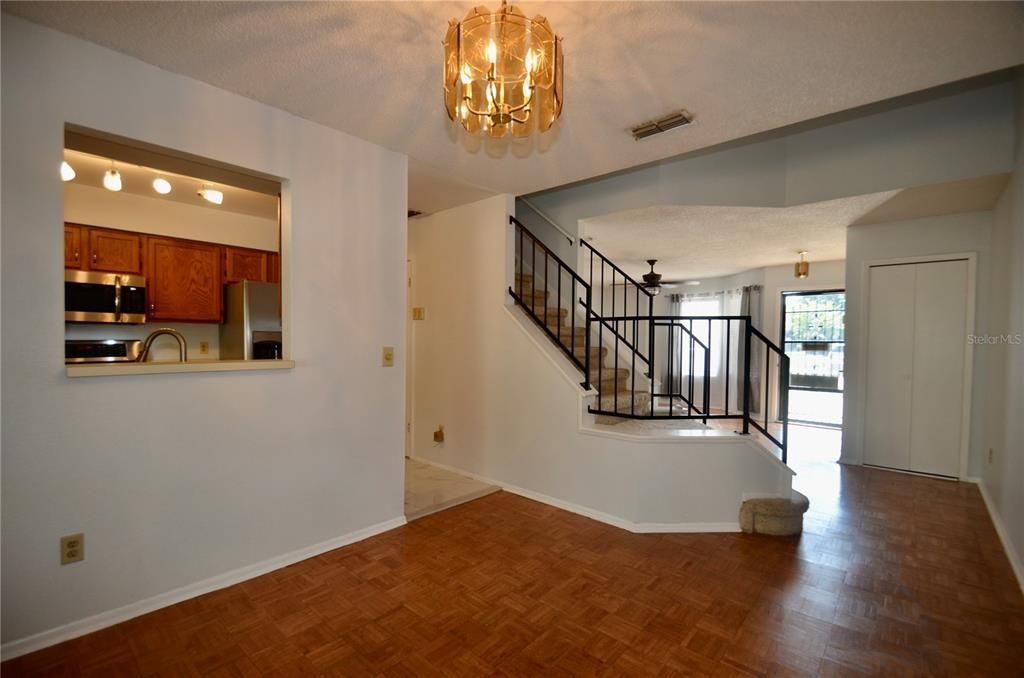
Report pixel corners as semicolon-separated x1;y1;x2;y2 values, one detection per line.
750;325;786;355
510;216;587;286
518;198;574;246
509;216;592;391
581;240;653;296
586;310;651;368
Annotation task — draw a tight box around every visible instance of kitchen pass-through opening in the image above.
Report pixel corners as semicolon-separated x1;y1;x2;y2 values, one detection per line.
62;125;286;372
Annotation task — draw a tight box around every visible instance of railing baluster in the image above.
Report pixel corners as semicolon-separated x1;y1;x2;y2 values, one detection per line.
703;344;710;425
743;318;751;435
631;316;637;416
531;237;537;315
724;319;731;417
688;319;694;416
780;354;789;464
556;257;562;347
668;322;674;417
583;285;592;391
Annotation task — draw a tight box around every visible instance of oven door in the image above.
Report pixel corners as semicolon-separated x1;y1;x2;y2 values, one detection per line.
65;270;147;324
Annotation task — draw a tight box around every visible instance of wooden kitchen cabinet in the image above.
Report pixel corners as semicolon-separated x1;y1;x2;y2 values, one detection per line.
146;237;223;323
64;224;83;268
266;252;280;283
87;228;142;274
224;246;268;283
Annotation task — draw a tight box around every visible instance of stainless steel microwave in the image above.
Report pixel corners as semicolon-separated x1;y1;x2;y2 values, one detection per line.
65;270;147;324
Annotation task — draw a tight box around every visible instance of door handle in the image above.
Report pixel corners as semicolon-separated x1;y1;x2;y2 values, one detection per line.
114;275;122;321
92;253;98;265
73;250;79;263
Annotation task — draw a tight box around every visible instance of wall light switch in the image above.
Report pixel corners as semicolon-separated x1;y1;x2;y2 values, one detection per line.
61;533;84;565
382;346;394;367
412;307;425;321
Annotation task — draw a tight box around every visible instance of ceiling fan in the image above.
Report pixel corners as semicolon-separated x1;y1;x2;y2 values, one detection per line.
611;259;695;296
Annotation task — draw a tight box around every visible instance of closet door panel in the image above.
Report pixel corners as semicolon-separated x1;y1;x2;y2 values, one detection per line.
864;265;916;471
909;259;968;477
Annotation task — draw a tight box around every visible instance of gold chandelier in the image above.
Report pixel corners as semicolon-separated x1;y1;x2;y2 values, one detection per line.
444;1;563;137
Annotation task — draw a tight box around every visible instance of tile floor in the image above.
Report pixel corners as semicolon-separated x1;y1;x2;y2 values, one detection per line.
403;458;498;521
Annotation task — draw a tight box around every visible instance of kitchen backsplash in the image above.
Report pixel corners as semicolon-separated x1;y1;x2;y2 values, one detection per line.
64;322;221;362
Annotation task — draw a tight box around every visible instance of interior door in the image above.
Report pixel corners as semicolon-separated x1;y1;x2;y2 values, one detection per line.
863;264;916;471
909;259;968;477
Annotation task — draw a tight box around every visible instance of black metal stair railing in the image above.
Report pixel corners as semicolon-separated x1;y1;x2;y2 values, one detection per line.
509;216;592;390
580;239;655;377
506;218;791;464
586;314;792;464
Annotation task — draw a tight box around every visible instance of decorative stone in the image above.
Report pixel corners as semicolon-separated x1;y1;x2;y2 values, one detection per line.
739;491;810;536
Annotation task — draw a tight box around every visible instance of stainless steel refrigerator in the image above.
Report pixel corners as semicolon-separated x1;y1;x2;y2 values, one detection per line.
220;281;282;360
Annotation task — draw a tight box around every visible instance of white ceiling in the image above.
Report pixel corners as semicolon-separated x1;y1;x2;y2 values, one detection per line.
582;193;898;281
6;2;1023;212
63;149;279;220
581;174;1010;281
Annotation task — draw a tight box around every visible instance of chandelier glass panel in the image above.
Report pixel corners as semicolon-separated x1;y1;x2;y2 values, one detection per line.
444;2;563;138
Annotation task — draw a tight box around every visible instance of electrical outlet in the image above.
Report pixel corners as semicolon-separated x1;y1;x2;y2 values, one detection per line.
61;533;84;565
433;425;445;443
412;307;425;320
382;346;394;367
988;448;994;464
199;341;209;355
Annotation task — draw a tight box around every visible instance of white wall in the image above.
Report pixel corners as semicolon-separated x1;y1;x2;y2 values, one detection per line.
514;198;574;265
979;71;1024;587
408;195;792;530
1;16;407;648
65;183;280;252
842;212;993;479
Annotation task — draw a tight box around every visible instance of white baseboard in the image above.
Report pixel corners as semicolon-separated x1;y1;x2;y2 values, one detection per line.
413;456;744;536
632;521;741;534
0;515;407;661
966;476;1024;594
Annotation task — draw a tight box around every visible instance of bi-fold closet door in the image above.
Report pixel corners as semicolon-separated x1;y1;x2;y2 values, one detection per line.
863;258;971;478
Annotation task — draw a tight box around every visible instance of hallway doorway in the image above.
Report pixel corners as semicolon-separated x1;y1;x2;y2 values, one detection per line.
781;290;845;445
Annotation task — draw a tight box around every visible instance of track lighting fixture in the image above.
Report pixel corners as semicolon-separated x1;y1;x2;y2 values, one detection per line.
152;177;172;195
198;186;223;205
103;165;122;192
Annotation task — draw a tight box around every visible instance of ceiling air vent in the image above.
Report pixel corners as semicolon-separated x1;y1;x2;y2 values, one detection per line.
631;110;694;141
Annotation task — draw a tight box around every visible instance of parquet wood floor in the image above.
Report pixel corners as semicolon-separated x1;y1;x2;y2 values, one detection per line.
4;464;1023;677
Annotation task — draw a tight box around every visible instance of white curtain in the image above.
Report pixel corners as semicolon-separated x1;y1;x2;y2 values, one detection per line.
666;290;741;411
667;286;759;414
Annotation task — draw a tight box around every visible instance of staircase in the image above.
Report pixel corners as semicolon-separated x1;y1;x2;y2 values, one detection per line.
513;271;653;416
509;216;791;463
